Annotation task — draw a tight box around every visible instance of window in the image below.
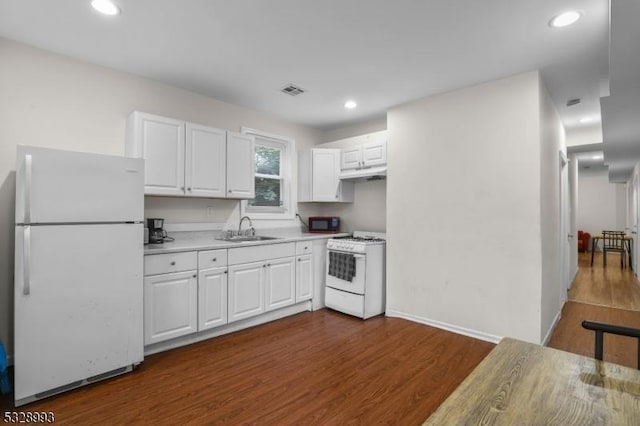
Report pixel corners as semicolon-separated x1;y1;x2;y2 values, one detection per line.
241;128;295;219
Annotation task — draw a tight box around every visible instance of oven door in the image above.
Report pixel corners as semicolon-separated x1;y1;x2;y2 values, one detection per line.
326;249;366;295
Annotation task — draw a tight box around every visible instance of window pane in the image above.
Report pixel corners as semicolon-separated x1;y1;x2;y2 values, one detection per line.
255;146;280;176
249;177;282;207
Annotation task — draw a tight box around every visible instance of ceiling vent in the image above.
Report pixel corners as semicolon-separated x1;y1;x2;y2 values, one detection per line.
566;98;581;107
281;84;305;96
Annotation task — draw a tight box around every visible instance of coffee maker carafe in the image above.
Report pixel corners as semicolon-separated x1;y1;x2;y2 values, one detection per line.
147;218;166;244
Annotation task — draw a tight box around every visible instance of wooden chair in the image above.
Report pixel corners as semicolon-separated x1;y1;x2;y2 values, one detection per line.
602;230;627;268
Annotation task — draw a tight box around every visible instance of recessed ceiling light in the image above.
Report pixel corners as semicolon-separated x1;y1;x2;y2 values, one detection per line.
91;0;120;16
344;100;357;109
549;11;581;28
579;117;593;124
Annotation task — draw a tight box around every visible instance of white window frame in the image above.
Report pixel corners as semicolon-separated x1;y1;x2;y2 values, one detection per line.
241;127;295;220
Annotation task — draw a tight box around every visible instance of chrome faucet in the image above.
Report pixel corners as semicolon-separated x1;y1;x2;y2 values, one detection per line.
238;216;254;236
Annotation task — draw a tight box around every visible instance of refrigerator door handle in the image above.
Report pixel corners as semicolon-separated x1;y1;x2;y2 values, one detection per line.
23;226;31;296
24;154;32;223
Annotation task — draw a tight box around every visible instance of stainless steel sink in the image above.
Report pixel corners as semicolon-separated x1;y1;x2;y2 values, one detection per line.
216;235;279;243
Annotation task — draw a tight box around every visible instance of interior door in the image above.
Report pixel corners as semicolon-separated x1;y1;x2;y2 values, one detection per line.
559;151;571;297
632;172;639;273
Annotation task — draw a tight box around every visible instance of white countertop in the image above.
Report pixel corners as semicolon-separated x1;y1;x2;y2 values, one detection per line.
144;227;350;255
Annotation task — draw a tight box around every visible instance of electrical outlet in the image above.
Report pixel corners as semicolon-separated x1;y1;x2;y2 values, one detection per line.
206;206;215;218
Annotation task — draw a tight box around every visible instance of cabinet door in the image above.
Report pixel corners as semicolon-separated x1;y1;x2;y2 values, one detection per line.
341;146;362;170
295;254;313;302
198;267;228;331
226;131;255;199
228;261;264;322
265;257;295;312
362;139;387;167
144;270;197;345
135;113;185;196
185;123;227;198
312;149;341;201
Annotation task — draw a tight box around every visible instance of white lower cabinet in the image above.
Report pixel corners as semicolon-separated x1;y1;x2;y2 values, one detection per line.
144;240;320;348
296;254;313;302
265;257;296;312
228;261;266;322
228;256;296;321
144;270;198;345
198;266;228;331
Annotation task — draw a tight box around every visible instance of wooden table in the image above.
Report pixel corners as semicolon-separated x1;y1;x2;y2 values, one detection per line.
424;338;640;425
590;233;633;268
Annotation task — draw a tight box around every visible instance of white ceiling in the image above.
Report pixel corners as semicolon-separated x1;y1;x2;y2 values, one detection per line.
1;0;636;181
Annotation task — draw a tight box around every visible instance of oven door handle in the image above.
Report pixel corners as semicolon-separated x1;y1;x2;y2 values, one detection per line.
328;250;366;259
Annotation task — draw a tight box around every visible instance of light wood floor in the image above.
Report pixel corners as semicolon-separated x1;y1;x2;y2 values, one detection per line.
547;301;640;368
568;252;640;310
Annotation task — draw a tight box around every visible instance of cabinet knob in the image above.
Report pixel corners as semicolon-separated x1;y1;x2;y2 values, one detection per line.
304;246;308;250
181;187;185;191
298;258;301;262
267;263;271;267
228;190;233;193
192;274;196;278
212;257;217;262
187;187;192;191
263;264;266;268
170;261;176;266
224;270;228;274
335;195;338;199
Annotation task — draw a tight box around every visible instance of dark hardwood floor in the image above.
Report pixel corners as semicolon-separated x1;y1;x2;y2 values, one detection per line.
3;251;639;424
1;310;493;425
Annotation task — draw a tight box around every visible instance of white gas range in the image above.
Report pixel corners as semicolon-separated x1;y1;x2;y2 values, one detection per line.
325;231;386;319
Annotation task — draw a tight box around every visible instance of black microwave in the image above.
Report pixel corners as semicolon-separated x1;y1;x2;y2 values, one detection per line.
308;216;340;233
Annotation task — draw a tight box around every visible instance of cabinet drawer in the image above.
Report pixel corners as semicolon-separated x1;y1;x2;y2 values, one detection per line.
198;249;228;269
228;242;295;265
144;251;197;276
295;241;313;255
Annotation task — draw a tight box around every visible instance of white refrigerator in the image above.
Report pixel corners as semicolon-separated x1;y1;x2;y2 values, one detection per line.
14;145;145;406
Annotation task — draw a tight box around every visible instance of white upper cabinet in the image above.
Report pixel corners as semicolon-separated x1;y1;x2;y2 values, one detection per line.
298;148;354;203
226;131;255;199
185;123;226;198
126;111;255;199
339;131;387;170
341;146;362;170
127;112;185;196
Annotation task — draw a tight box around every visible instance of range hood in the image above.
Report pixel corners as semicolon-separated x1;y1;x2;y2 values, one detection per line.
339;165;387;182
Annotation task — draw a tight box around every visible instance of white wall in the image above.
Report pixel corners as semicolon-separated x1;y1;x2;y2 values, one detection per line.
386;71;552;344
320;117;387;143
577;169;627;236
565;124;602;147
0;38;324;357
